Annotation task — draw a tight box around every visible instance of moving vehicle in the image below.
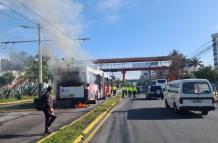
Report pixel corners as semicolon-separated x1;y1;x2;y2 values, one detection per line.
147;85;164;100
165;79;216;115
56;66;112;104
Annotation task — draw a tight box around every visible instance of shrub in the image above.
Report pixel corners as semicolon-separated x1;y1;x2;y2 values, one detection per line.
0;87;14;99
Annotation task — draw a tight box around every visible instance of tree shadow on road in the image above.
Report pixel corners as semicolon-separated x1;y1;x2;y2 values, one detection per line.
0;133;42;139
127;107;203;120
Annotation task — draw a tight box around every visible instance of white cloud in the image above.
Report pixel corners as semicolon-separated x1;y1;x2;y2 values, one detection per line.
96;0;127;12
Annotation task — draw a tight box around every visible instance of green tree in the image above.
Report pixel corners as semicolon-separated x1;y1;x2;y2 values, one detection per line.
168;49;180;56
168;50;188;79
194;66;218;83
189;57;203;69
0;72;15;86
23;58;53;83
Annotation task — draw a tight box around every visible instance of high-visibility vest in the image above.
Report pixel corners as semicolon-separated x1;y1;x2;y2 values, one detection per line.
128;87;133;92
113;86;117;90
133;87;137;92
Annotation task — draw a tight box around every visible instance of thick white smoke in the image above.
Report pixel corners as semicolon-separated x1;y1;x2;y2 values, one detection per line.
1;0;93;83
25;0;88;60
25;0;92;82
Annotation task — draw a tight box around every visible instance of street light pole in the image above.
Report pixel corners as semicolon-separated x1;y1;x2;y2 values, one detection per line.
38;23;43;97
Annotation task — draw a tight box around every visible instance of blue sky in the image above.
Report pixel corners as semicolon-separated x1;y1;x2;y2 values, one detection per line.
0;0;218;79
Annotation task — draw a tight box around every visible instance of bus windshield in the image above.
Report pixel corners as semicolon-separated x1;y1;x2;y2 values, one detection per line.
60;72;86;84
182;82;211;94
157;80;167;84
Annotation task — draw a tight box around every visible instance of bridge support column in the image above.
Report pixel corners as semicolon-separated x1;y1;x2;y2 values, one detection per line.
121;70;126;86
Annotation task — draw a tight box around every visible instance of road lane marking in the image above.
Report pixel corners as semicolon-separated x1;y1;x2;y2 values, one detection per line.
83;102;118;143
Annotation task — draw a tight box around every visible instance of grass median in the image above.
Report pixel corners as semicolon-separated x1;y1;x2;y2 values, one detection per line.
42;95;121;143
0;96;35;104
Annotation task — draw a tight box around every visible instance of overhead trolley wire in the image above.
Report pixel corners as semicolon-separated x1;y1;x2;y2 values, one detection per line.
15;0;79;42
0;1;80;45
0;1;36;27
188;40;212;58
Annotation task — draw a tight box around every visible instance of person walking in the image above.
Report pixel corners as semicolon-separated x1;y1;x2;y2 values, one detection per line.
42;86;56;134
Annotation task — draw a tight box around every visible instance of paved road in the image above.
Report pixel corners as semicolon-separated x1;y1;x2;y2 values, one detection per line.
91;94;218;143
0;100;103;143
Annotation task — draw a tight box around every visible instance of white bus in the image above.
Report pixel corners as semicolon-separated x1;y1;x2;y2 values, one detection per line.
165;79;216;115
56;66;112;104
155;79;167;90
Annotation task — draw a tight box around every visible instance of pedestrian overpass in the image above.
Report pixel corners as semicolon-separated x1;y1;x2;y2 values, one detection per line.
93;56;172;84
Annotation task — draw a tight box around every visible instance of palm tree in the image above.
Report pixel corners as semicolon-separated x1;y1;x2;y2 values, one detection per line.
168;49;180;56
188;57;203;70
190;57;202;67
168;50;189;79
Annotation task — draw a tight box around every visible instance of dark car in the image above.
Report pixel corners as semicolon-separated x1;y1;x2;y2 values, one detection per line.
147;85;164;100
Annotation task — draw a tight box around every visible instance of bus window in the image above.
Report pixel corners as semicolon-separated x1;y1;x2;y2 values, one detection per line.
104;77;108;86
97;74;102;90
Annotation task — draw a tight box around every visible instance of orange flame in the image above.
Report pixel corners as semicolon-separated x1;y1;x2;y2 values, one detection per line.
74;102;88;108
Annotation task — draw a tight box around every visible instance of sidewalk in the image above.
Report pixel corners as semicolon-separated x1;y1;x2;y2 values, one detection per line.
0;100;103;143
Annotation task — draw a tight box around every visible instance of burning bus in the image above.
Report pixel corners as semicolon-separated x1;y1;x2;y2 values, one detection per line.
56;65;112;104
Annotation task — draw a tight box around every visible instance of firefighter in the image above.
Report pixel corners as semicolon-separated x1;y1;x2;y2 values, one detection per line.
112;86;117;96
133;86;137;98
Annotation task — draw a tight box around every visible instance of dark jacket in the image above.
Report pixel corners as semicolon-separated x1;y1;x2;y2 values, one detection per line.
43;91;53;110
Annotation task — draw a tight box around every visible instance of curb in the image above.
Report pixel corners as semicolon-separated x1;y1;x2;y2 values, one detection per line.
83;101;119;143
73;99;120;143
36;107;95;143
36;97;121;143
0;99;33;106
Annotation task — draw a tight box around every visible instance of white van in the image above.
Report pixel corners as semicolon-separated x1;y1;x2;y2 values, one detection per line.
165;79;216;115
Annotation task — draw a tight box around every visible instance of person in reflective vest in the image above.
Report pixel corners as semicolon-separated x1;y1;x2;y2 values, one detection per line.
128;86;133;98
133;86;137;98
112;86;117;96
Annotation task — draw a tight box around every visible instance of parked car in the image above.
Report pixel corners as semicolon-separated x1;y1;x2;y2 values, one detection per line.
147;85;164;100
164;79;216;115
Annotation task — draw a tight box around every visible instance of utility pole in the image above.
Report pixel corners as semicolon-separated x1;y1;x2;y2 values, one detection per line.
38;23;43;97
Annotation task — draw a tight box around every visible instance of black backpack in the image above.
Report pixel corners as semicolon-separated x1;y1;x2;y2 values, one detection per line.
34;95;45;111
